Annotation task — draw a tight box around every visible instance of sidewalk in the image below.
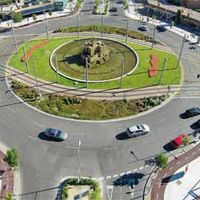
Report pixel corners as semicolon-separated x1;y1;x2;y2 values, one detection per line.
124;0;200;47
151;142;200;200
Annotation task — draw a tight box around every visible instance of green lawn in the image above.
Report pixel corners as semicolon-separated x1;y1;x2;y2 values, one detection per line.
8;37;181;89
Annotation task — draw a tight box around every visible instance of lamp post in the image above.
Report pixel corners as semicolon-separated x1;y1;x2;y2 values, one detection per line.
176;34;186;68
54;53;59;83
11;22;18;52
125;19;129;43
77;14;80;38
101;15;104;38
151;25;156;49
77;140;81;183
85;57;89;88
120;58;125;88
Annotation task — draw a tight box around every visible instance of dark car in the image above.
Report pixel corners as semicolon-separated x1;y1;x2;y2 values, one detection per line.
44;128;68;141
138;25;148;31
156;25;167;32
185;107;200;117
196;119;200;127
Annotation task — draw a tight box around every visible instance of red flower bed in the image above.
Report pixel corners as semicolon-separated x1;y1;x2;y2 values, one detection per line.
148;54;159;77
21;40;49;62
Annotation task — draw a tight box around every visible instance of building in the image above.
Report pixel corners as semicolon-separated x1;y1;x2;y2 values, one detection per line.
181;0;200;9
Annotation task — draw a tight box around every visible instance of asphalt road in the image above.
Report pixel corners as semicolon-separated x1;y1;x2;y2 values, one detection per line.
0;3;200;200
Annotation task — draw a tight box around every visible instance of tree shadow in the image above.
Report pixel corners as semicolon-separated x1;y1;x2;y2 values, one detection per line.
161;171;185;184
38;132;63;142
115;132;130;140
113;173;145;188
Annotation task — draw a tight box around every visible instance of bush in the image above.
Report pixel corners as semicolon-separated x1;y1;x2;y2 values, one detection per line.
182;136;190;146
19;88;39;100
11;80;25;90
53;25;153;42
155;153;168;169
4;148;19;168
32;14;37;21
61;186;68;200
11;12;23;23
3;193;13;200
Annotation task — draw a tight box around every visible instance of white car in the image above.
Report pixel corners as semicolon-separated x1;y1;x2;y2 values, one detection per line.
126;124;150;137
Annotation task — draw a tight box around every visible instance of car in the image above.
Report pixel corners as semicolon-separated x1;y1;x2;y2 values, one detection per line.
44;128;68;141
126;124;150;137
196;119;200;127
138;25;148;31
170;134;189;149
185;107;200;117
156;25;167;32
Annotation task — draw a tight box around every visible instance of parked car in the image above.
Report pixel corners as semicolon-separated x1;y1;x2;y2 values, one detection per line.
138;25;148;31
170;133;189;149
185;107;200;117
44;128;68;141
126;124;150;137
156;25;167;32
196;119;200;127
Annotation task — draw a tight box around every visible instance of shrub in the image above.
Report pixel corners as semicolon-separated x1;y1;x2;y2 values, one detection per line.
4;148;19;168
3;193;13;200
19;88;39;100
32;14;37;21
11;12;23;23
155;153;168;169
11;80;25;90
61;186;68;200
48;10;52;16
182;136;190;146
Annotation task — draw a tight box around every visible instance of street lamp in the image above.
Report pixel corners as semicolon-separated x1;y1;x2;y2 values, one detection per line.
77;140;81;183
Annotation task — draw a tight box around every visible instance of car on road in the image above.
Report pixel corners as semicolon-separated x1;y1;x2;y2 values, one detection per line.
44;128;68;141
156;25;167;32
138;25;148;31
185;107;200;117
126;124;150;137
196;119;200;127
170;134;189;149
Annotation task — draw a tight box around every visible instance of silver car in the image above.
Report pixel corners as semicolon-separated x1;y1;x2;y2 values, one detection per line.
126;124;150;137
44;128;68;141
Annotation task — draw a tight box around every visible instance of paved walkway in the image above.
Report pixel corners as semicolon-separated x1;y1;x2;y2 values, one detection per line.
0;151;14;198
151;142;200;200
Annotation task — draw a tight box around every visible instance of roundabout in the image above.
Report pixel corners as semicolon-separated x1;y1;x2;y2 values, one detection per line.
51;37;138;82
0;7;199;200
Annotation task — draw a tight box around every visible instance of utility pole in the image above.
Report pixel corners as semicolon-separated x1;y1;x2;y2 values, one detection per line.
77;140;81;183
11;22;18;52
101;15;104;38
23;46;29;72
125;19;129;43
158;56;168;85
120;58;125;88
85;57;88;88
43;6;49;40
77;14;80;38
32;57;42;99
54;53;59;83
176;34;186;68
151;25;156;49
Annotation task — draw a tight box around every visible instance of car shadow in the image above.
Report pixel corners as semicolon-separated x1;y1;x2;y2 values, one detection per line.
38;132;63;142
115;132;130;140
179;113;189;119
163;143;174;152
190;121;200;130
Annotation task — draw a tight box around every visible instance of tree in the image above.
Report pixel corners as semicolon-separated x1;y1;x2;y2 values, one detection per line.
155;153;168;169
4;148;19;168
182;136;190;146
32;14;37;21
11;12;23;23
0;0;13;5
3;192;13;200
175;9;183;25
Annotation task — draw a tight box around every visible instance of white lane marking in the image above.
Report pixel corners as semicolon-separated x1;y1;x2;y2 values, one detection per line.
113;174;118;178
27;135;38;141
106;176;112;179
6;107;17;113
132;168;138;172
0;118;9;126
174;96;200;99
107;185;114;200
145;164;149;168
33;122;45;128
139;166;144;170
98;177;104;180
126;171;132;174
120;172;125;176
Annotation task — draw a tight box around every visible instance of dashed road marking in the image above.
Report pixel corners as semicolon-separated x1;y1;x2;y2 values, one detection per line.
120;172;125;176
106;176;112;179
113;174;118;178
139;166;144;170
